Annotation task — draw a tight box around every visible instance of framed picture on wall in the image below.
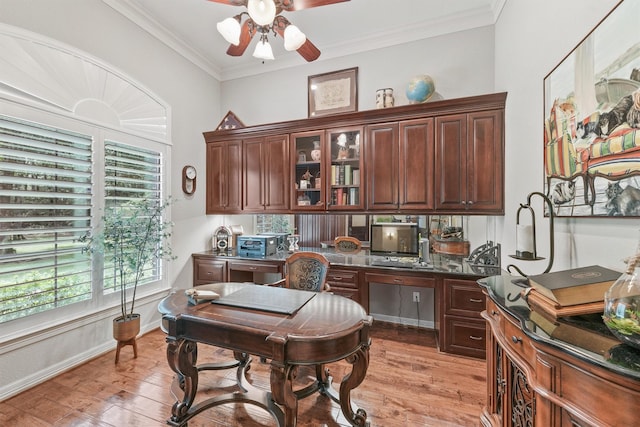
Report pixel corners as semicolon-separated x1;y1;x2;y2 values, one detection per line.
308;67;358;118
543;0;640;217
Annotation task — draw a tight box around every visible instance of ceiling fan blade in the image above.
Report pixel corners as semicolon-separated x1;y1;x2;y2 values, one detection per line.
226;20;255;56
279;0;350;11
207;0;247;6
296;39;321;62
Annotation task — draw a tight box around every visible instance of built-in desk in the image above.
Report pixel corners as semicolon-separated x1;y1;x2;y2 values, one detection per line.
193;248;500;358
479;274;640;426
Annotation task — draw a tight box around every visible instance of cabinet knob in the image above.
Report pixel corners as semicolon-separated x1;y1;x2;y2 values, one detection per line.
469;298;483;303
469;335;483;341
468;200;473;205
393;278;403;284
461;201;467;205
511;336;522;344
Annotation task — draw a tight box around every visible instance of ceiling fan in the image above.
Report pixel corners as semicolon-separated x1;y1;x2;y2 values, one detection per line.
208;0;350;62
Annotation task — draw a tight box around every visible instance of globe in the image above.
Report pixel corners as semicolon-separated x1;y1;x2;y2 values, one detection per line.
406;75;436;104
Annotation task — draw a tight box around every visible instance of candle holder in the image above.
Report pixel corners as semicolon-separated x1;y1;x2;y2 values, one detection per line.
507;191;555;277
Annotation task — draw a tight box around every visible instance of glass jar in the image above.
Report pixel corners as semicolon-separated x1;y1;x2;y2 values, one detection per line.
603;254;640;350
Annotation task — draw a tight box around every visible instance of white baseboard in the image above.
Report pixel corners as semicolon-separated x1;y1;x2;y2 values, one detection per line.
371;313;435;329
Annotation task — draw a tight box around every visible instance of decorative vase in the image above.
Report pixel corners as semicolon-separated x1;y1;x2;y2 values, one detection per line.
603;254;640;350
311;141;321;161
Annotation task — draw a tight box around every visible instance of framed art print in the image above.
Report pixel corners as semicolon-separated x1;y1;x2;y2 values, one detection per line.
308;67;358;118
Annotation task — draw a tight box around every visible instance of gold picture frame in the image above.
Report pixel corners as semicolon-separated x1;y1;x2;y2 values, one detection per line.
308;67;358;117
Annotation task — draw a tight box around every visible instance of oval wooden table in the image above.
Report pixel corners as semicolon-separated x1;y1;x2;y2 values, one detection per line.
159;282;372;427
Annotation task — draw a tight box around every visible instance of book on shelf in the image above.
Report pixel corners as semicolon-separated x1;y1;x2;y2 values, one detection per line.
344;165;352;185
352;169;360;186
349;188;357;205
526;265;620;307
331;165;337;185
529;310;620;356
336;188;344;205
524;288;604;319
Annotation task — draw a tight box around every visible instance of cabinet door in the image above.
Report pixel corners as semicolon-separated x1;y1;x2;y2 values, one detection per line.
366;122;399;210
327;126;364;210
435;114;467;211
206;141;241;214
435;111;503;213
243;137;264;211
399;118;434;210
243;135;289;212
291;131;326;211
263;134;289;211
467;110;503;213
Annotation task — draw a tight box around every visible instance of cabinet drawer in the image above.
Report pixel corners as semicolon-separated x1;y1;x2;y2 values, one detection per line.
330;287;360;301
443;315;486;358
365;272;436;288
326;269;359;289
504;317;535;367
194;259;226;285
227;260;282;274
444;279;485;317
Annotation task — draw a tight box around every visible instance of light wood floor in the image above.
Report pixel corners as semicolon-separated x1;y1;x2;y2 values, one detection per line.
0;322;486;426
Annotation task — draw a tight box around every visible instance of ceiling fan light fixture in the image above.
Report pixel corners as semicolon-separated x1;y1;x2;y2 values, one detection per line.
283;24;306;51
247;0;277;26
253;36;275;60
216;16;241;45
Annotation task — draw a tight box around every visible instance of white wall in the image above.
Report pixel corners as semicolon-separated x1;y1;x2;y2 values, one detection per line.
220;26;495;125
494;0;637;275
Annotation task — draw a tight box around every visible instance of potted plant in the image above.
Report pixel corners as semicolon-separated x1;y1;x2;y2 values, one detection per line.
81;197;174;361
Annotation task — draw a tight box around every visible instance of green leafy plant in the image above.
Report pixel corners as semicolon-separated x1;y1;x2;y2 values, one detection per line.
81;197;174;320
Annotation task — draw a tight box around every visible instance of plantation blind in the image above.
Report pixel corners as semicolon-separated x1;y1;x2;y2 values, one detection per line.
103;141;162;294
0;115;93;323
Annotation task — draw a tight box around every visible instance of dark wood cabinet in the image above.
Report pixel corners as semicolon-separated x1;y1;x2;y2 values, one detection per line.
482;297;640;427
435;110;504;213
243;134;290;212
442;278;486;358
367;118;434;211
204;93;506;214
205;140;242;214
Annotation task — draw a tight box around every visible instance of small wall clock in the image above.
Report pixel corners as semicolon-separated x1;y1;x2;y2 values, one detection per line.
182;165;197;195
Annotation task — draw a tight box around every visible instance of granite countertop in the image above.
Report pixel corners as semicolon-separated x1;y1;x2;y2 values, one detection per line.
479;274;640;378
194;246;501;278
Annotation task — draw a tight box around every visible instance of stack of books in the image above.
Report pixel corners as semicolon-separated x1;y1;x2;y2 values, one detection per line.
523;265;621;319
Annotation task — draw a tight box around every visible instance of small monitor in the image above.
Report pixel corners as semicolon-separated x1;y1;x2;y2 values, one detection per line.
370;223;419;256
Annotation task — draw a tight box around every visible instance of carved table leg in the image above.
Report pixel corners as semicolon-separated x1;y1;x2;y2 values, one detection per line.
270;362;298;427
166;339;198;425
317;346;370;427
338;346;370;427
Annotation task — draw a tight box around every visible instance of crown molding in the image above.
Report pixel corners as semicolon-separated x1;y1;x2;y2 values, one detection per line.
101;0;223;80
103;0;504;82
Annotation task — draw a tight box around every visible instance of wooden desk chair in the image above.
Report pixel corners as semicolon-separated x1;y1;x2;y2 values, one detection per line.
271;251;331;292
334;236;362;254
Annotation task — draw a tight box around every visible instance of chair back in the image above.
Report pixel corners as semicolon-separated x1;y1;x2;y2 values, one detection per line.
284;252;330;292
334;236;362;253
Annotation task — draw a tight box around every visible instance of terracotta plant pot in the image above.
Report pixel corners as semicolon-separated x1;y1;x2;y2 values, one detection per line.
112;313;140;342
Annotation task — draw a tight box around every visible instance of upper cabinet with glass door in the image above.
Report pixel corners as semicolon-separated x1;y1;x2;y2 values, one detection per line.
327;126;364;210
291;131;325;211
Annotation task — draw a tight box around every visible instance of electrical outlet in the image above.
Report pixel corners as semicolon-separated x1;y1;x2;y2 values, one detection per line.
412;291;420;303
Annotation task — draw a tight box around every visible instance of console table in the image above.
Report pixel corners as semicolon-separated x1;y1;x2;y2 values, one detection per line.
158;282;372;427
479;274;640;426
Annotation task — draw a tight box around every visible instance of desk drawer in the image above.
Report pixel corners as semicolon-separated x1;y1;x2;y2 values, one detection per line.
444;278;485;318
443;315;486;358
326;269;359;289
365;272;436;288
227;260;282;274
194;259;226;285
